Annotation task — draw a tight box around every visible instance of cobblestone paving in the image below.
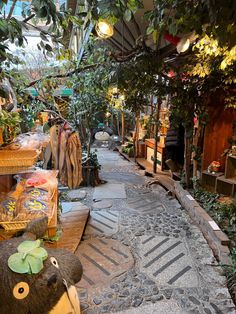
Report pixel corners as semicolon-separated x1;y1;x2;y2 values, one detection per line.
71;148;236;314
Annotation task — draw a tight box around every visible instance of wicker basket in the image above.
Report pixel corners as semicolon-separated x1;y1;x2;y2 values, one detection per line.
0;203;56;232
0;150;38;167
0;220;29;232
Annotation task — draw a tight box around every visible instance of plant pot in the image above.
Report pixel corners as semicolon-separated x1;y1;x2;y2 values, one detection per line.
211;166;220;172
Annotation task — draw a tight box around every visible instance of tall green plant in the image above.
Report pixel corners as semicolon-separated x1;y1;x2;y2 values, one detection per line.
69;37;113;156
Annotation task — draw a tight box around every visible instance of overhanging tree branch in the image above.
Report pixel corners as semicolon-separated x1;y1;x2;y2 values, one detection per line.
7;0;17;20
25;63;99;88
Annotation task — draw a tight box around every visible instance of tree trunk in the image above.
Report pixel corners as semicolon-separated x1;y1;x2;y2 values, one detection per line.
7;0;17;19
184;129;193;188
121;109;125;144
85;117;92;158
87;130;93;159
134;112;139;162
192;125;202;178
79;120;86;146
117;111;120;136
153;101;161;173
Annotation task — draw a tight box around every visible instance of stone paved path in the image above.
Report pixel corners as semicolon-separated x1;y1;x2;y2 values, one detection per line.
71;148;236;314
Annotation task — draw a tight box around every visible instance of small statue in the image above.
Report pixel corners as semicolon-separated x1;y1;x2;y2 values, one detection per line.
0;217;83;314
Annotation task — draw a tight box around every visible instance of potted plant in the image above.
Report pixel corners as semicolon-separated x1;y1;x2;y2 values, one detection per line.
209;161;221;173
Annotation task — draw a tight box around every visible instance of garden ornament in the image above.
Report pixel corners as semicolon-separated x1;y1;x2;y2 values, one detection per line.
0;217;83;314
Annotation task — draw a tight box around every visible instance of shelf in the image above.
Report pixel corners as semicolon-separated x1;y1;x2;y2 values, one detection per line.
201;171;224;192
0;167;35;176
202;170;224;177
225;155;236;179
216;175;236;196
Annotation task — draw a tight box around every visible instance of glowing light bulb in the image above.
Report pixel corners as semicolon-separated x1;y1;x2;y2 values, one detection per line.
177;38;190;54
96;21;114;39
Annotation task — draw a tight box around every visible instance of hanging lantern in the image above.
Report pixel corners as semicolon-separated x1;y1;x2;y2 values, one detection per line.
176;37;190;53
177;32;197;54
95;20;114;39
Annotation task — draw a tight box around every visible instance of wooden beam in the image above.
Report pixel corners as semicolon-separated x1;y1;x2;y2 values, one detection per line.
114;26;134;49
132;15;142;37
108;37;129;52
122;19;136;44
107;38;122;51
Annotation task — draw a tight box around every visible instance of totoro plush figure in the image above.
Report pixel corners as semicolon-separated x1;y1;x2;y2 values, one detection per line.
0;217;83;314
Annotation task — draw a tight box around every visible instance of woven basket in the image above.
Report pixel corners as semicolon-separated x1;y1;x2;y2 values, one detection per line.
0;220;29;232
0;150;38;167
0;203;56;232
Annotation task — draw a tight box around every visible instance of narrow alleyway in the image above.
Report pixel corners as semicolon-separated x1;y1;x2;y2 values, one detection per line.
71;148;235;314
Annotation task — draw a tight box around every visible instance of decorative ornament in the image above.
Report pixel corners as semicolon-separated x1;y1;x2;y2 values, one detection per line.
8;240;48;274
177;37;190;53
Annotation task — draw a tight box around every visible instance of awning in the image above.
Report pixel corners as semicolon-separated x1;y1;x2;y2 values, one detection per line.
25;87;73;97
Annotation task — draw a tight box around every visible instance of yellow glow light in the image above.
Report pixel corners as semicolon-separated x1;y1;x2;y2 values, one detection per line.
177;38;190;54
96;21;114;39
105;112;111;118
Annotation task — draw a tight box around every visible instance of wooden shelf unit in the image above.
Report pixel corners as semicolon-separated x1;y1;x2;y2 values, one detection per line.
202;154;236;196
201;171;224;192
216;175;236;196
145;139;166;171
225;155;236;179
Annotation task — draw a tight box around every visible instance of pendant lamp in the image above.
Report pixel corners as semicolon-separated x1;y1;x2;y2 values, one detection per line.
96;20;114;39
176;37;190;53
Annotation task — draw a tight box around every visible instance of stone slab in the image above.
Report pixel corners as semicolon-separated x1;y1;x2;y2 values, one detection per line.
61;201;88;213
139;235;199;288
93;183;126;199
76;238;134;289
101;172;146;185
85;210;119;236
92;200;113;209
66;189;87;200
116;301;184;314
127;197;164;214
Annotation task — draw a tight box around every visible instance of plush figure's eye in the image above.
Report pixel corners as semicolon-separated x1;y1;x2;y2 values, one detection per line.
13;282;29;300
50;257;59;268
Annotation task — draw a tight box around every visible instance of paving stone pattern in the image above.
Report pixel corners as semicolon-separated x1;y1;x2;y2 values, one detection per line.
76;238;134;289
139;236;199;288
85;210;119;236
74;148;236;314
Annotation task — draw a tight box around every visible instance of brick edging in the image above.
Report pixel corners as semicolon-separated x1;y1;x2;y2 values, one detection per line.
174;181;231;265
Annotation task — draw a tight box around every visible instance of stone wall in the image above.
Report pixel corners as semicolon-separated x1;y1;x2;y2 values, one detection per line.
174;181;231;265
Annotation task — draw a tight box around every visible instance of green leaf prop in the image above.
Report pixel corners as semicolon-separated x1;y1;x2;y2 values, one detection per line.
8;253;30;274
17;239;41;253
26;255;43;274
8;240;48;275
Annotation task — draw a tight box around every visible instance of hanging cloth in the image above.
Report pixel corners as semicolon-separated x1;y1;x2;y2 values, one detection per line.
65;132;82;189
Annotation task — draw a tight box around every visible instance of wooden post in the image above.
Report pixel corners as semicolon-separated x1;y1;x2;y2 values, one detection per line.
184;128;193;188
121;108;125;144
134;112;139;162
192;125;201;178
117;111;120;136
153;101;161;174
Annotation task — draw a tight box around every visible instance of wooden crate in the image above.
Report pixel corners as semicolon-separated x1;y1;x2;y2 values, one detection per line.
137;142;146;158
201;170;224;192
216;176;236;196
225;155;236;179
